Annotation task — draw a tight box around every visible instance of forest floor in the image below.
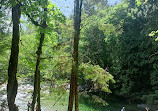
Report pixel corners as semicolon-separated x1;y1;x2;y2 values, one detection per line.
0;82;156;111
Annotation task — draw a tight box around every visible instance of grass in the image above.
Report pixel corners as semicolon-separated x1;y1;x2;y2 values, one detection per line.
41;88;104;111
41;88;143;111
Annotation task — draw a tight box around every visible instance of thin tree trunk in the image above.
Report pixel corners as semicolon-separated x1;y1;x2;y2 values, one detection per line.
31;4;47;110
74;67;79;111
37;70;41;111
68;0;82;111
31;32;45;111
7;2;21;111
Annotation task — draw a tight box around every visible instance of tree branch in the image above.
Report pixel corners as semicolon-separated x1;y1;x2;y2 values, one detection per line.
25;13;42;27
40;55;71;60
17;0;43;27
40;56;54;60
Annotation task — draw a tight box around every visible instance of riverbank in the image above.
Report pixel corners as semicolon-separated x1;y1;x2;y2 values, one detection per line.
0;83;157;111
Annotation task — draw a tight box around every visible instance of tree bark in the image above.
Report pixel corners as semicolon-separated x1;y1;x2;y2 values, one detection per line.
37;70;41;111
7;2;21;111
31;32;45;111
68;68;75;111
68;0;82;111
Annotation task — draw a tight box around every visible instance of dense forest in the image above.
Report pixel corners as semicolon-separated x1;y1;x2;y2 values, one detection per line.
0;0;158;111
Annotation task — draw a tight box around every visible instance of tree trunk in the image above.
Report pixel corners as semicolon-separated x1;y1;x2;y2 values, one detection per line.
68;68;75;111
7;2;21;111
68;0;82;111
37;70;41;111
31;4;47;110
31;32;45;111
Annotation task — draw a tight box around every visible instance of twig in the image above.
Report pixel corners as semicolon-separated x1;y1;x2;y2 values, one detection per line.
149;51;158;59
53;91;66;106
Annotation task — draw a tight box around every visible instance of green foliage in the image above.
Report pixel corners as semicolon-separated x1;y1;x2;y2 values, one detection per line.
136;0;148;6
18;25;38;79
41;48;72;82
149;30;158;41
79;63;115;93
0;8;11;83
79;0;158;105
80;25;107;68
80;92;109;107
21;0;65;28
1;0;158;107
142;90;158;105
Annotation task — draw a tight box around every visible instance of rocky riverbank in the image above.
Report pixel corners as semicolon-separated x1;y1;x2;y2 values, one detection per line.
0;83;50;111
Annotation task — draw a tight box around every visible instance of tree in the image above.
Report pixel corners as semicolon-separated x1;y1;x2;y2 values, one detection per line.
68;0;83;111
136;0;158;105
7;1;21;111
31;10;48;111
20;1;65;110
80;0;158;103
82;0;108;16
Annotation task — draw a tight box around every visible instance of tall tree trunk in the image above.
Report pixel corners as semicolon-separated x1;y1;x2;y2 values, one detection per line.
7;2;21;111
31;32;45;111
68;0;82;111
31;4;47;110
74;1;82;111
